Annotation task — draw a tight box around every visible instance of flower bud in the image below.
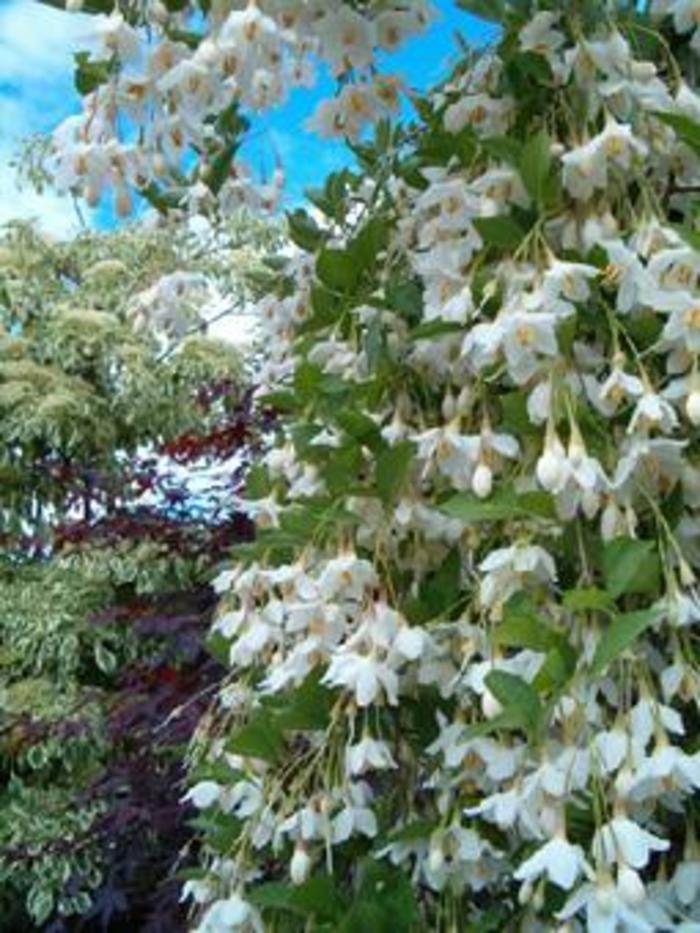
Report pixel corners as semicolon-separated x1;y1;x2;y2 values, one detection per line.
456;386;471;415
581;489;600;519
481;688;503;721
536;448;566;492
532;879;545;911
686;391;700;426
441;392;456;422
472;462;493;499
601;499;621;542
428;841;445;874
679;559;697;587
518;879;533;905
290;844;312;886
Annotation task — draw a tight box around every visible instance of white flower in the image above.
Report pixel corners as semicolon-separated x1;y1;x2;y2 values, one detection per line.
345;735;397;776
444;94;512;136
318;9;375;75
562;138;608;200
601;239;656;314
514;834;589;890
375;10;424;50
519;12;565;58
501;311;561;383
629;742;700;798
479;544;557;611
195;896;264;933
422;823;485;891
599;366;645;410
664;586;700;626
317;554;377;602
98;12;141;61
181;878;214;905
660;293;700;352
594;728;629;774
628;392;679;434
323;652;399;706
592;815;670;869
186;781;222;809
331;800;377;843
599;115;648;168
686;390;700;425
671;859;700;907
670;0;700;37
557;876;656;933
543;259;599;302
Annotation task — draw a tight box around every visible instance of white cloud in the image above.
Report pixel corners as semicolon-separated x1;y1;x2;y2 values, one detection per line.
0;3;93;81
0;2;95;237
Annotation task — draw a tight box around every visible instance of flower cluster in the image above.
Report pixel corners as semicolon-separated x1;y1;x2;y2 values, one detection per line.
122;1;700;930
50;0;434;215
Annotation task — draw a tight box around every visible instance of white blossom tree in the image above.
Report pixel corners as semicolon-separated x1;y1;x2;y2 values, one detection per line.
37;0;700;930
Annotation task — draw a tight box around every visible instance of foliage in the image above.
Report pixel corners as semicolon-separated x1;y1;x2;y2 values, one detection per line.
0;214;275;928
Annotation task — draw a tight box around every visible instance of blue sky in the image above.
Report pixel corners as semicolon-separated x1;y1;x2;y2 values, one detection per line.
0;1;496;235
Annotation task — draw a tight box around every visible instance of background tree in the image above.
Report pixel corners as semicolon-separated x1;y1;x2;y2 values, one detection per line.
0;213;280;930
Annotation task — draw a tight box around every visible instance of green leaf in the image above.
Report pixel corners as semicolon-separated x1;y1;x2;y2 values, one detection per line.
271;671;334;732
384;278;423;319
512;50;554;84
481;135;522;165
496;608;559;652
250;876;343;922
410;547;462;622
653;111;700;156
672;223;700;251
500;390;539;436
287;209;324;252
602;537;661;599
294;361;323;402
227;716;284;762
324;444;364;496
339;861;419;933
316;248;359;292
455;0;505;22
375;441;414;505
352;217;389;272
364;314;386;371
533;645;576;693
484;670;542;737
563;586;614;613
411;319;464;340
205;631;230;666
27;887;54;926
473;215;526;249
246;464;271;499
386;819;437;844
335;410;384;452
73;51;113;95
590;608;661;676
440;485;555;523
519;129;552;205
